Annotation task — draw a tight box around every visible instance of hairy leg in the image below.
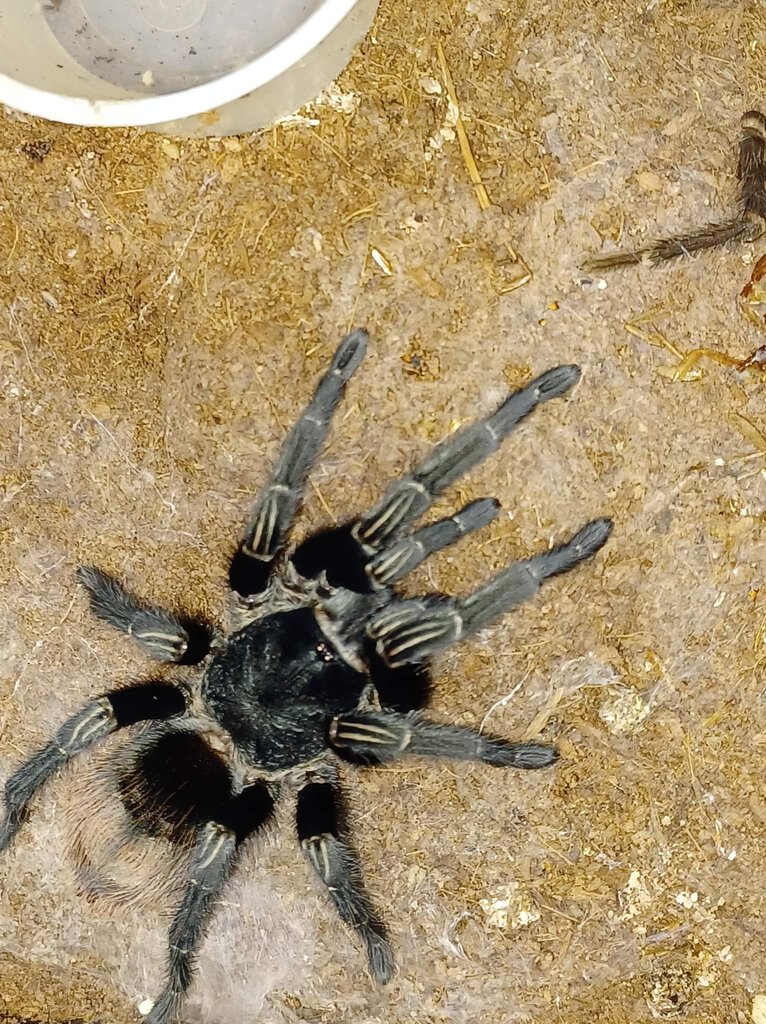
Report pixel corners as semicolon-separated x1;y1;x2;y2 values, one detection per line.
145;784;275;1024
291;366;581;593
584;110;766;271
330;710;557;769
292;498;499;593
0;682;186;850
366;498;499;586
583;218;754;271
738;110;766;220
354;365;581;552
296;780;393;982
229;329;368;599
77;567;211;664
368;518;613;667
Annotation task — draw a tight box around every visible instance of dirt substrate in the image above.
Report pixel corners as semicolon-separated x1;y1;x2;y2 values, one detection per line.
1;1;766;1022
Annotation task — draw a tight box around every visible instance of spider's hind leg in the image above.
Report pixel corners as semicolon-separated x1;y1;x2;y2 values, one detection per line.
71;726;235;908
0;682;187;852
145;783;275;1024
296;778;393;983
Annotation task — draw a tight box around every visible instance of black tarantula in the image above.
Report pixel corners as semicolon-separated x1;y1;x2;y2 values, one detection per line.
0;330;612;1024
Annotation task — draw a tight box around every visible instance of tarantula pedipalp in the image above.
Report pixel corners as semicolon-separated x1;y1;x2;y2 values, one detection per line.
0;330;612;1024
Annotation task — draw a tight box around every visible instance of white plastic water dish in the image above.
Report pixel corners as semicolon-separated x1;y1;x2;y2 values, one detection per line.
0;0;379;135
47;1;308;93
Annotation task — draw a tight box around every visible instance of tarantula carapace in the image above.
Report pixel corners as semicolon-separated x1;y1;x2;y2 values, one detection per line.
0;330;612;1023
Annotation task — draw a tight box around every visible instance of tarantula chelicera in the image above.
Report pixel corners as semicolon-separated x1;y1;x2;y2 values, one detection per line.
0;330;611;1023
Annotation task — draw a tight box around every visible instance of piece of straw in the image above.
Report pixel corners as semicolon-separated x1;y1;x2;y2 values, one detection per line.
436;42;491;211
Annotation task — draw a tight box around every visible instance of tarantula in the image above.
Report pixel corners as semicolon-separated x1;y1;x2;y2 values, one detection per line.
0;330;612;1024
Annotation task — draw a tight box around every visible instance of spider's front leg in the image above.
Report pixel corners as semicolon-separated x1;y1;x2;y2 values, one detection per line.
0;682;186;851
360;517;611;713
367;517;613;666
292;497;501;592
296;779;394;983
356;363;581;551
290;363;580;592
229;329;368;600
77;567;212;664
145;784;274;1024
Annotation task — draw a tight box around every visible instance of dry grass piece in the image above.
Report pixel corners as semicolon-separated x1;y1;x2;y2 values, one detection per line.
739;251;766;330
730;411;766;458
624;310;766;382
436;42;491;211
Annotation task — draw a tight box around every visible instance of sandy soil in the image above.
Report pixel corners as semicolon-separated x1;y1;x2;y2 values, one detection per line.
1;0;765;1022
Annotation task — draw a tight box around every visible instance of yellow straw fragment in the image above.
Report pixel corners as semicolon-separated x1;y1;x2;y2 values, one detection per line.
436;42;491;211
731;412;766;456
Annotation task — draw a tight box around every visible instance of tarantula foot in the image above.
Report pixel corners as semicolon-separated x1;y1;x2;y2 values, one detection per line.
0;814;19;853
366;931;396;983
481;740;559;769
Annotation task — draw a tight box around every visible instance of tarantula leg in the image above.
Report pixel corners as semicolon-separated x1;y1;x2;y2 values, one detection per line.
291;498;499;593
229;329;368;598
296;782;394;983
738;110;766;220
355;365;581;552
583;217;755;271
146;784;274;1024
330;711;558;769
0;683;186;851
585;111;766;272
366;497;500;586
77;567;211;664
368;518;613;667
